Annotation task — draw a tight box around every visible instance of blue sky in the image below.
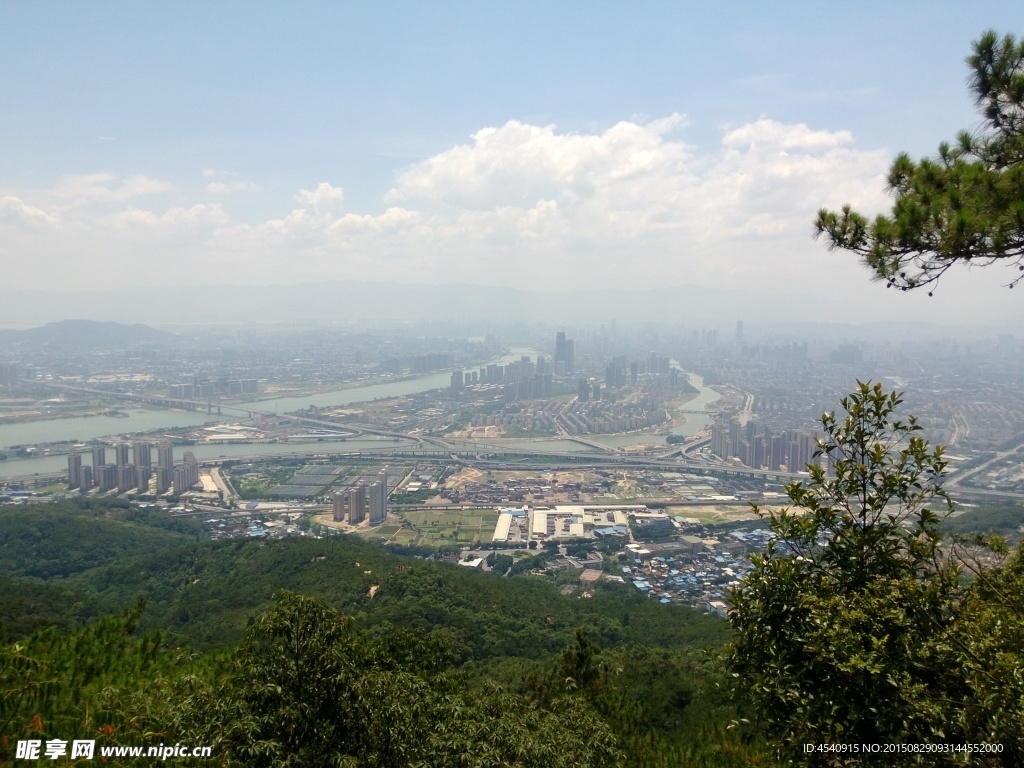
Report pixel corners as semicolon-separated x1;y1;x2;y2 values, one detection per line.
2;2;1023;322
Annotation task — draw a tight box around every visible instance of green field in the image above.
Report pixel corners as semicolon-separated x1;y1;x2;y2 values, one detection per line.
387;508;498;547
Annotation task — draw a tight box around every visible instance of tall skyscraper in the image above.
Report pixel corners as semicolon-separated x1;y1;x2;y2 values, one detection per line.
332;491;345;522
577;379;590;402
555;332;575;375
91;446;106;471
115;443;130;467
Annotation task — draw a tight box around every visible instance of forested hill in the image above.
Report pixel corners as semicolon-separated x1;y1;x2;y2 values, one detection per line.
0;498;729;654
0;499;764;767
0;319;174;350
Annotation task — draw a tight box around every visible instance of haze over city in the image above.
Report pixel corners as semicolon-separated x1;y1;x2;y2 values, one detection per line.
2;1;1023;325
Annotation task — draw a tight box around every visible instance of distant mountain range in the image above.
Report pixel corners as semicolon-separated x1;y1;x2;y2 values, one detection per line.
0;319;175;349
0;281;1020;331
0;281;752;325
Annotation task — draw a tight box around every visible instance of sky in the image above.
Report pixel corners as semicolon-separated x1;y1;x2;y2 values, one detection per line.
1;1;1023;324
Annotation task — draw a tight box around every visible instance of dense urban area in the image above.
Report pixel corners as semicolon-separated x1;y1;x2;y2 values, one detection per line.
2;318;1022;614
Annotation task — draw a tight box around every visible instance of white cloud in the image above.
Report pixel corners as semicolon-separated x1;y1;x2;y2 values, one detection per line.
295;182;343;213
386;114;693;209
0;118;900;300
50;173;173;205
206;180;258;195
0;195;60;228
110;203;229;229
721;119;854;151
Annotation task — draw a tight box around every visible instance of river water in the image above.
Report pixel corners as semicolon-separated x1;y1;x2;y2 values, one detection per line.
0;356;719;479
0;349;537;452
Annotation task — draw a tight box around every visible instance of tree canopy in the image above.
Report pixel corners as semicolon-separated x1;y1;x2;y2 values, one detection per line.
727;382;1024;765
815;31;1024;293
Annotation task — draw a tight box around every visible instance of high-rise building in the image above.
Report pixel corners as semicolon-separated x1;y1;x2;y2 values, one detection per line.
555;332;575;375
0;362;17;387
345;484;367;525
577;379;590;402
133;441;151;468
368;482;384;525
97;464;117;493
728;419;742;458
158;442;174;474
115;443;130;467
332;491;345;523
67;453;83;490
80;465;93;493
92;446;106;471
156;467;173;494
181;451;200;490
711;422;729;460
770;435;786;471
173;466;188;496
116;465;136;494
752;435;765;469
369;470;388;525
133;441;152;491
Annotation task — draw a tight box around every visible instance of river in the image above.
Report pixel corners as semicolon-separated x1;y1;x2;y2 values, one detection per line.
0;358;720;479
0;348;537;452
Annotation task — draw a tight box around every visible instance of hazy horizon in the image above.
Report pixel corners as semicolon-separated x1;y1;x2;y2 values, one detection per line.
1;279;1023;331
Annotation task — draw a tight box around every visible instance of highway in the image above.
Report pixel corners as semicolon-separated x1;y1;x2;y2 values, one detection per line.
17;377;1024;505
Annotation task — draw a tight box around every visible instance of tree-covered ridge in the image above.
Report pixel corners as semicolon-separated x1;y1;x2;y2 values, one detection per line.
1;592;764;767
0;496;730;654
0;497;203;581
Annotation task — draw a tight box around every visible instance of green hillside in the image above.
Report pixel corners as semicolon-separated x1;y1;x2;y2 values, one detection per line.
0;499;765;767
0;498;203;581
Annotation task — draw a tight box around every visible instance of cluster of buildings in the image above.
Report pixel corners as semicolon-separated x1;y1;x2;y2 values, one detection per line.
332;470;389;525
199;510;310;541
462;400;562;434
167;377;258;399
451;355;555;400
450;331;574;395
0;362;17;387
710;418;819;472
621;524;775;611
490;505;641;543
558;395;668;435
66;441;199;496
